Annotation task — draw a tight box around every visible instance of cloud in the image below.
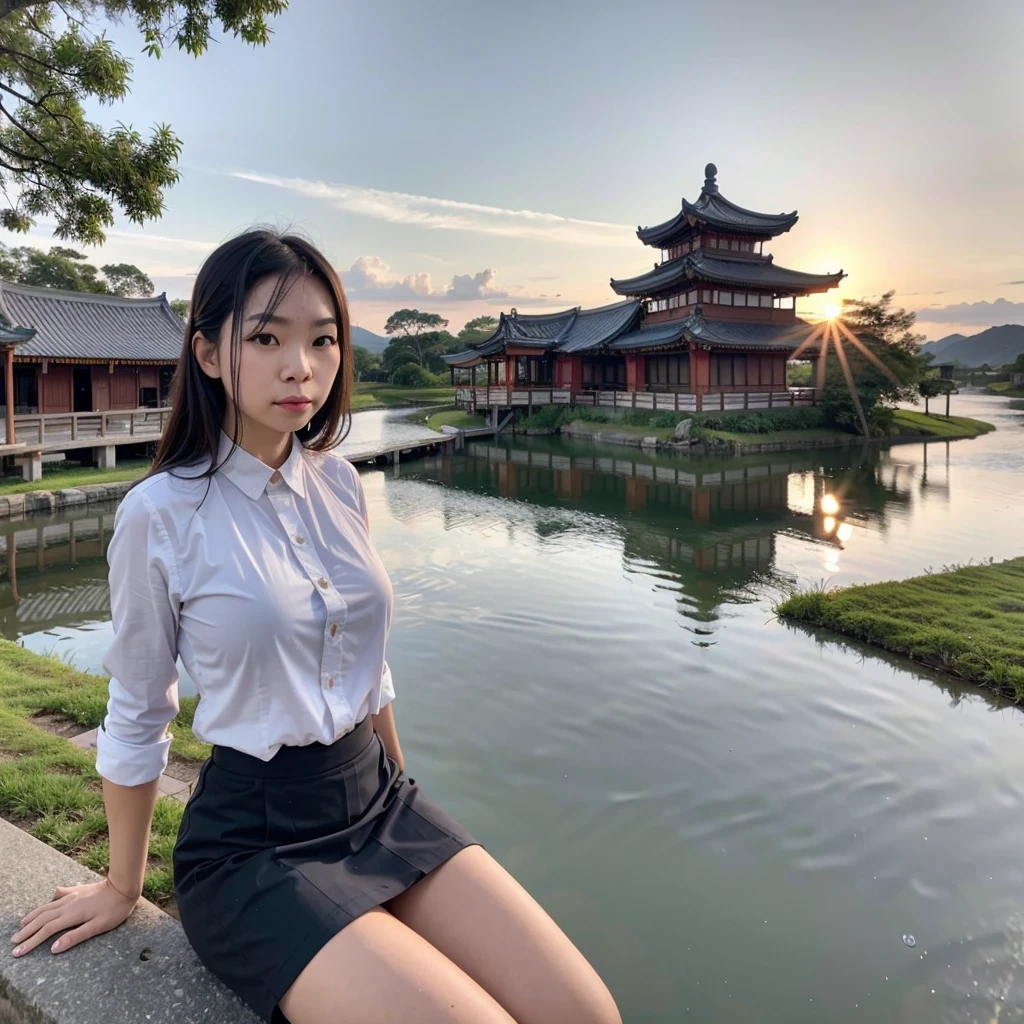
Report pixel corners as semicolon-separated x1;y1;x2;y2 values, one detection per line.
915;298;1024;325
341;256;549;304
1004;280;1024;286
231;171;635;248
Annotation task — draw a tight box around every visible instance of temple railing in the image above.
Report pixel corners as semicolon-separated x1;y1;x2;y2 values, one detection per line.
455;388;818;414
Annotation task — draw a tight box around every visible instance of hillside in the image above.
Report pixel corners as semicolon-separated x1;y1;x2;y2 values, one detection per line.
921;325;1024;368
351;325;389;353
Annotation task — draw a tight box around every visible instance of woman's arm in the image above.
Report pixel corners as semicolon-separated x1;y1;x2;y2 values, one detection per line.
371;702;405;772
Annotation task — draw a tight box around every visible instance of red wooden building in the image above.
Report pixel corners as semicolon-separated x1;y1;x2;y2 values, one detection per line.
0;281;182;426
444;164;844;403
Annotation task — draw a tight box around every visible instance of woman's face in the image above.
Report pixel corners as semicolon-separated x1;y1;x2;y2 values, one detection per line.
196;272;342;443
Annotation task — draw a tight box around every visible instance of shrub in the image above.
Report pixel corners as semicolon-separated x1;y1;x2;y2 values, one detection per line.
390;362;435;387
691;407;826;434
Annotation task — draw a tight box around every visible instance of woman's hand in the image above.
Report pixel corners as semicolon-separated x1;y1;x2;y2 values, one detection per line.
9;879;140;958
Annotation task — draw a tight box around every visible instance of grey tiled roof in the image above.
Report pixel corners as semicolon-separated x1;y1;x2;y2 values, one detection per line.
637;168;799;248
442;301;642;365
611;313;813;352
0;280;184;361
611;252;844;297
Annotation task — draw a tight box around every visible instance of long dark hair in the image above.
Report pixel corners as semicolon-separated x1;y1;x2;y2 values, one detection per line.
143;229;352;485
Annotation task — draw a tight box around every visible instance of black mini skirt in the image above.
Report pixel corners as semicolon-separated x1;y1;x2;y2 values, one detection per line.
172;716;478;1023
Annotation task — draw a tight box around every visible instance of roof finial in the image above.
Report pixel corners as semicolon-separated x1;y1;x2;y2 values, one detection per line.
703;162;718;195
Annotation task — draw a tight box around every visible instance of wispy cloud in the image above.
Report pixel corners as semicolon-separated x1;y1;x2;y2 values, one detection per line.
341;256;553;305
231;171;635;248
916;297;1024;325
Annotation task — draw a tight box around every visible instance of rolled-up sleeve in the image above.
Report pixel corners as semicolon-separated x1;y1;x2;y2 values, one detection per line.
94;487;182;787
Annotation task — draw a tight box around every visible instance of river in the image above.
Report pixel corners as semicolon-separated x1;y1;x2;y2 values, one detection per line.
2;394;1023;1023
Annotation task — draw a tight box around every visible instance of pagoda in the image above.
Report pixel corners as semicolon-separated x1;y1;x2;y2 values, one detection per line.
444;164;844;404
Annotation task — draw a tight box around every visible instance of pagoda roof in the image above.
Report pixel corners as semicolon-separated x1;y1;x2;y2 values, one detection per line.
442;300;641;365
0;280;184;361
609;311;813;352
637;164;799;247
610;251;844;298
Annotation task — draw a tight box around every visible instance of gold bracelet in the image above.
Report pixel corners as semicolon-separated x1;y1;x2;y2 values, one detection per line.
105;875;141;902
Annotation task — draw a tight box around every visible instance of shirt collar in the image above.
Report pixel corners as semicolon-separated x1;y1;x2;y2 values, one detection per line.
216;430;306;500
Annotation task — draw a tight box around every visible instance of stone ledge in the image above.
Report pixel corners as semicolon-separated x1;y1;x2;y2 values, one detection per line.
0;480;135;521
0;819;259;1024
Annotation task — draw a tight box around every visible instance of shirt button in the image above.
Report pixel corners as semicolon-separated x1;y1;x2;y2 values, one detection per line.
270;470;282;484
326;678;335;689
295;535;305;544
330;624;338;637
318;577;329;589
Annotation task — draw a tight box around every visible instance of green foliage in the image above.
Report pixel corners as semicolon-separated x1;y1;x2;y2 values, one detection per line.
0;240;151;294
100;261;153;296
821;291;927;433
351;344;380;380
391;361;436;387
457;315;499;345
692;407;826;434
0;1;287;245
169;297;189;318
776;557;1024;699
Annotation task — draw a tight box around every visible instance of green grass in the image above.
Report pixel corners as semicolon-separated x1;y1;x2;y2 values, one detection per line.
0;458;151;496
889;410;994;438
424;409;487;431
776;558;1024;698
352;382;456;410
0;640;209;906
986;381;1024;397
698;426;848;445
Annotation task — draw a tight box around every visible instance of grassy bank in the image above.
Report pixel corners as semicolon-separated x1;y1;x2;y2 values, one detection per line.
0;459;151;496
777;558;1024;699
352;382;456;410
423;408;487;432
0;641;207;908
986;382;1024;398
693;408;993;447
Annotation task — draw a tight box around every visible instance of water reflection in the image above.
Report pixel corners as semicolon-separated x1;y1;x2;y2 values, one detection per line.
398;437;930;621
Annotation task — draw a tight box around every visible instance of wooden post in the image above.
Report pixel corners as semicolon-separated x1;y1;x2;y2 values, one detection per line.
3;345;13;446
945;391;950;417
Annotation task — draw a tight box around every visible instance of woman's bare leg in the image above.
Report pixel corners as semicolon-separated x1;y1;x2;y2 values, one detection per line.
387;846;622;1024
277;907;515;1024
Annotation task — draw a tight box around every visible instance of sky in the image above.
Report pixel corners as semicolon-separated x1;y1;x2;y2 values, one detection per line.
3;0;1022;340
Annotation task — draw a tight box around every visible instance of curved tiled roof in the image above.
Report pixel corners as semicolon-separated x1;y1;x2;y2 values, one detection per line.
611;252;844;297
610;311;813;352
442;300;641;365
637;166;798;248
0;280;185;361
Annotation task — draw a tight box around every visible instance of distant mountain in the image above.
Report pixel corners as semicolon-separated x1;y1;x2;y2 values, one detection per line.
920;325;1024;368
351;325;389;354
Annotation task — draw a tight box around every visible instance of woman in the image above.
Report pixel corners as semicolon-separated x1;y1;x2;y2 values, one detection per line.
8;231;621;1024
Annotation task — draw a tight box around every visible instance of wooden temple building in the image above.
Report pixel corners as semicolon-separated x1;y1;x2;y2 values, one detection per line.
0;281;182;447
445;164;844;411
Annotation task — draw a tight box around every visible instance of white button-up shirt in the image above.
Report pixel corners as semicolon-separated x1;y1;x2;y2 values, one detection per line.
94;430;395;787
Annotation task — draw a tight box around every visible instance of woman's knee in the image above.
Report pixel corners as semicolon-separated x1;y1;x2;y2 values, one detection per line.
277;908;516;1024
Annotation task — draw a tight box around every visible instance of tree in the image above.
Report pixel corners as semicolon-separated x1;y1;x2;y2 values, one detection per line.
382;329;459;377
351;344;380;381
820;291;926;435
101;262;153;296
0;240;149;293
0;1;287;245
383;308;450;366
458;315;498;345
169;297;189;318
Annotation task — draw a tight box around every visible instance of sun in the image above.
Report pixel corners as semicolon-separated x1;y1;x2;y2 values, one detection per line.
824;302;842;321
